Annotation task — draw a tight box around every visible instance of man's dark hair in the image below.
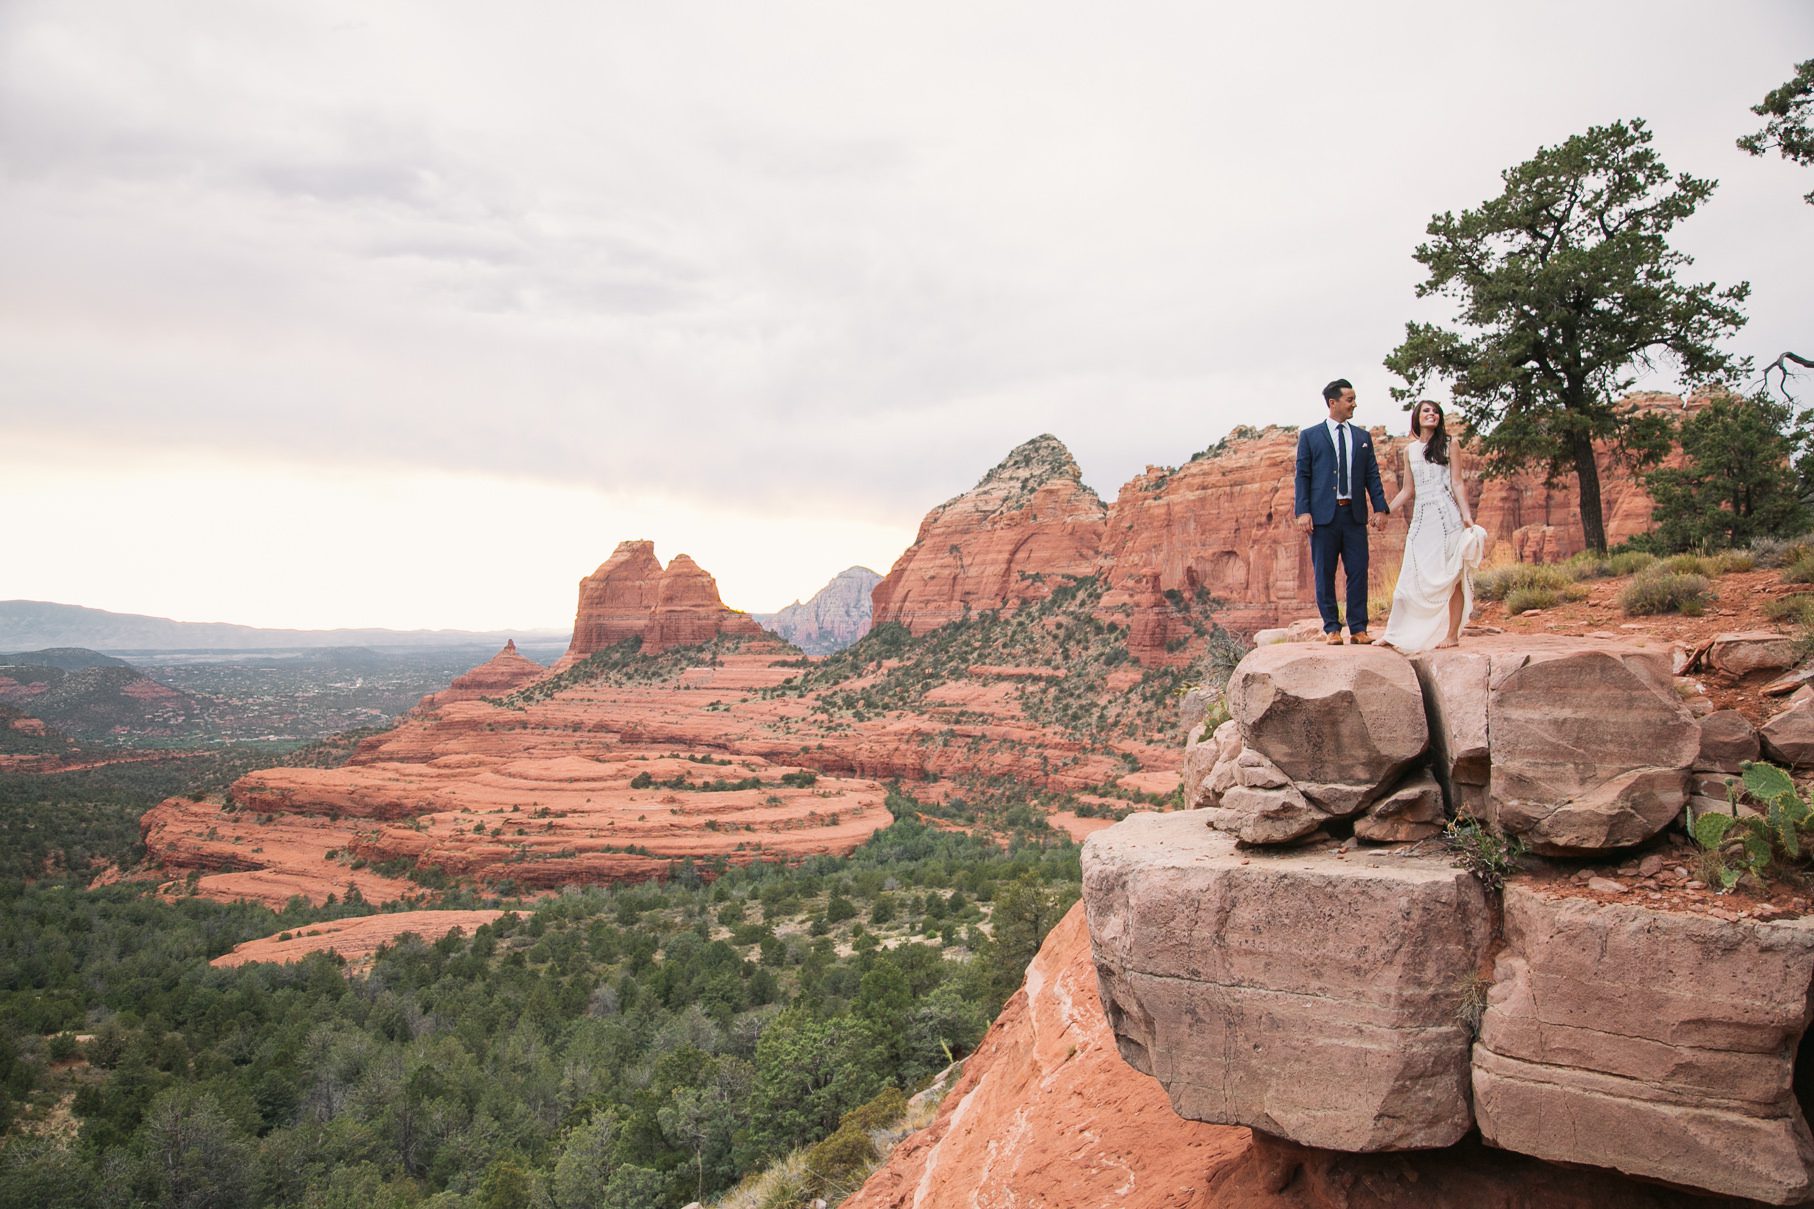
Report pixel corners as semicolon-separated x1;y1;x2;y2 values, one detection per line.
1323;379;1353;404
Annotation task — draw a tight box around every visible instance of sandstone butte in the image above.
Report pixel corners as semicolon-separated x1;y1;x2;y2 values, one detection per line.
848;902;1712;1209
872;395;1687;663
554;541;763;671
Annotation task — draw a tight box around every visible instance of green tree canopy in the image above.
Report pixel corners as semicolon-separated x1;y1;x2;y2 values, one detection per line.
1386;118;1749;551
1739;58;1814;204
1646;392;1809;551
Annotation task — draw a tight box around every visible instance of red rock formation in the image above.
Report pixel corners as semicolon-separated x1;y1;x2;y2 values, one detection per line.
644;554;765;652
558;542;765;668
872;400;1682;664
564;540;665;662
845;902;1247;1208
871;435;1107;634
414;640;546;711
143;634;1179;906
852;901;1722;1209
1094;397;1686;643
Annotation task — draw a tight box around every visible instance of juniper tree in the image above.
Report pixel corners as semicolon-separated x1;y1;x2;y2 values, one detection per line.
1646;392;1808;551
1386;118;1749;552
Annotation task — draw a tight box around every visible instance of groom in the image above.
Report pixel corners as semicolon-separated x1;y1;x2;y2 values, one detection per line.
1295;378;1389;644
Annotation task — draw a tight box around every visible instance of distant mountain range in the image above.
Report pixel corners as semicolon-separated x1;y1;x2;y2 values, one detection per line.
0;600;568;653
753;567;880;655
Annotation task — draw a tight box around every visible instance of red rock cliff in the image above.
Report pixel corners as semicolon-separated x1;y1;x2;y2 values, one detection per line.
870;434;1107;635
1096;395;1686;637
875;397;1690;657
565;540;665;660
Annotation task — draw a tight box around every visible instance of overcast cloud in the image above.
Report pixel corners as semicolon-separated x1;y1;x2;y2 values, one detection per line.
2;1;1811;628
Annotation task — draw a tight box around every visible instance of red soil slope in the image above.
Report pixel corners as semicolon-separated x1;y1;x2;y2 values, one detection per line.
212;909;506;970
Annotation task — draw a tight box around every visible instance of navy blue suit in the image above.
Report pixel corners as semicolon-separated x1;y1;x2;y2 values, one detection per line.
1295;422;1389;634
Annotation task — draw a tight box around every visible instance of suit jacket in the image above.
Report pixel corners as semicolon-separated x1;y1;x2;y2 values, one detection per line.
1295;421;1388;525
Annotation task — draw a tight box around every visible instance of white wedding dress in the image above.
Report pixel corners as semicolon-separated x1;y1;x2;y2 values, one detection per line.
1382;440;1486;652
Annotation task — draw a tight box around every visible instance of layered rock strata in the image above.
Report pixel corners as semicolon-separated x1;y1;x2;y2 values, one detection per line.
1084;812;1491;1151
1474;885;1814;1204
1093;630;1814;1204
856;900;1723;1209
213;909;506;970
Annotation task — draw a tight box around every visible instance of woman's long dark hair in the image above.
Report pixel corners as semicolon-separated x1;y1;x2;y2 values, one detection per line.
1413;400;1450;465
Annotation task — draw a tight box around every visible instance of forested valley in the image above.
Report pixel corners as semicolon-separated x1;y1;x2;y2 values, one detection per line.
0;755;1079;1209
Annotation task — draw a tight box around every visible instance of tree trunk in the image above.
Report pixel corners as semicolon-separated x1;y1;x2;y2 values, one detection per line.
1570;430;1609;553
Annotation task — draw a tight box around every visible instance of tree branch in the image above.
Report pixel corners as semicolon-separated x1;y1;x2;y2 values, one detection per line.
1761;351;1814;401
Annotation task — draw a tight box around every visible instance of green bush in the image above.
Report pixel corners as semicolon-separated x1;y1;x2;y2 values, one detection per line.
840;1085;908;1134
1443;815;1524;891
1504;586;1563;615
801;1121;878;1198
1618;570;1712;616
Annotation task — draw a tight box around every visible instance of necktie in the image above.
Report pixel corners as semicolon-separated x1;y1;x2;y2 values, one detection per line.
1336;424;1350;499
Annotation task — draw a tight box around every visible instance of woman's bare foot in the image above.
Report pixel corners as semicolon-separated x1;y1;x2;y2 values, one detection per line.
1436;633;1461;649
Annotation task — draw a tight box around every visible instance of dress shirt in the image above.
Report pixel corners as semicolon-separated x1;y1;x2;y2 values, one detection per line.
1325;418;1352;499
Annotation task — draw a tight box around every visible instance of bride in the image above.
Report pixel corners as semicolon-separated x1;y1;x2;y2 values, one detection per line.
1382;400;1486;652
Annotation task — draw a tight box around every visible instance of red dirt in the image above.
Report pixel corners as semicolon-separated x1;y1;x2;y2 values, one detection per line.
212;909;507;970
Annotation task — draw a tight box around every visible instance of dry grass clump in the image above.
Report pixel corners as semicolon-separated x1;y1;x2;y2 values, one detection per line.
1749;535;1814;568
1709;549;1756;574
1618;569;1713;616
1474;562;1577;603
1784;551;1814;585
1606;551;1658;576
1565;551;1617;579
1656;553;1715;577
1763;594;1814;625
1505;586;1564;615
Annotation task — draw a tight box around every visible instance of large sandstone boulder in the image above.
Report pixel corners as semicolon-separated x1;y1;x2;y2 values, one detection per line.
1762;701;1814;770
1474;885;1814;1204
1226;644;1428;818
1182;718;1239;811
1410;637;1698;855
1083;811;1490;1151
1698;708;1761;774
1706;630;1801;678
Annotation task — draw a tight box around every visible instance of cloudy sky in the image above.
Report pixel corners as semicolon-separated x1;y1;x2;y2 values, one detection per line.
3;2;1810;631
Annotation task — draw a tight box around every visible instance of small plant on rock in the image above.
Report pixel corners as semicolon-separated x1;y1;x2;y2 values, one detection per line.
1442;813;1525;890
1687;762;1814;891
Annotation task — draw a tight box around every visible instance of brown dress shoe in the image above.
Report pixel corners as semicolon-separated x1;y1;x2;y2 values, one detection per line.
1325;631;1344;645
1351;631;1373;644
